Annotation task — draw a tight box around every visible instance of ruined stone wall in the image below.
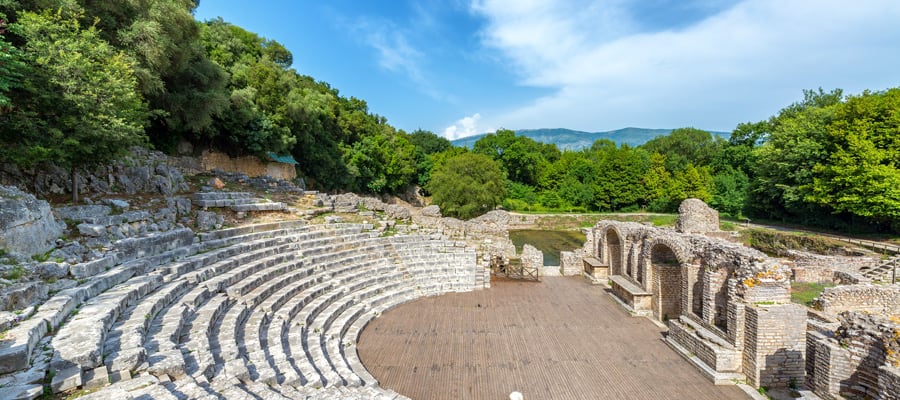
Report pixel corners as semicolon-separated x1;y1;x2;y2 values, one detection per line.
813;284;900;316
808;312;900;399
200;151;296;180
742;304;807;388
702;268;729;328
879;366;900;400
740;281;791;305
833;270;871;285
655;265;681;321
675;198;719;234
787;249;879;283
559;249;584;276
521;244;543;272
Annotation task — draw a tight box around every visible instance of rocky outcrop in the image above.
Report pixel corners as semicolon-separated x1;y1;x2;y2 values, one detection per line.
0;147;189;198
0;185;64;256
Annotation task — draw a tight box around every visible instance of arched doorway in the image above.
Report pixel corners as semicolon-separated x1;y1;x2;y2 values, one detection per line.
606;228;623;276
652;243;682;322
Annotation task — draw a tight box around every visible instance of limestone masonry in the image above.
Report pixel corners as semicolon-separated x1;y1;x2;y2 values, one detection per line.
1;174;898;400
582;198;900;399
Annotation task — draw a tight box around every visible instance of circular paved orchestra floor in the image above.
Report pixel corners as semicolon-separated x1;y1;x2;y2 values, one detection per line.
357;276;749;400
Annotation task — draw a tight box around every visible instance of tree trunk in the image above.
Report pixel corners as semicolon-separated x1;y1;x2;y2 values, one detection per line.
72;166;79;204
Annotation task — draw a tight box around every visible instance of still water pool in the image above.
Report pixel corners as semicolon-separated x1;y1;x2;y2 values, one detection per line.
509;230;586;266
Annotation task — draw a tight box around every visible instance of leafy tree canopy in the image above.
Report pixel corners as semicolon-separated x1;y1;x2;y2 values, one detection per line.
1;6;147;201
427;152;506;219
641;127;724;171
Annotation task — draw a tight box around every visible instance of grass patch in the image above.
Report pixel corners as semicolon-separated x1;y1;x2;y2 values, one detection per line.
649;214;677;227
31;250;53;263
791;282;834;306
742;229;861;256
720;220;738;231
2;265;26;280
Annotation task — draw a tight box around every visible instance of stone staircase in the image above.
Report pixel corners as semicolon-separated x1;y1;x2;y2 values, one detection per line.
859;255;900;283
193;192;287;212
0;221;480;399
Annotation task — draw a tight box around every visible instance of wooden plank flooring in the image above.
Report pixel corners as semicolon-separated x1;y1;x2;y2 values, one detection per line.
357;276;749;400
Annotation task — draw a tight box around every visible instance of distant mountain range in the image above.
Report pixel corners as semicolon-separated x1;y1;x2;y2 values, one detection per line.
450;127;731;150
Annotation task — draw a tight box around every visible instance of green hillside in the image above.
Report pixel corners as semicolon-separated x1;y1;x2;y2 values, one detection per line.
451;127;730;149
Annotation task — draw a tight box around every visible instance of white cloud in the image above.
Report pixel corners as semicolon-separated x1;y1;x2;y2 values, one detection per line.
443;113;491;139
355;20;425;82
470;0;900;132
350;17;453;102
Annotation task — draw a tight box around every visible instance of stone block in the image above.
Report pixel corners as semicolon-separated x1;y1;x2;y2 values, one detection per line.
83;366;109;389
50;365;82;393
421;205;441;217
0;384;43;400
0;282;49;311
70;256;116;279
108;368;131;383
51;322;104;370
0;185;65;256
147;350;186;378
103;199;130;210
77;223;107;237
0;316;48;374
54;205;111;222
36;262;69;280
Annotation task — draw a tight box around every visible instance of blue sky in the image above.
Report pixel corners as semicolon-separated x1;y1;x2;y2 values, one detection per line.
194;1;900;140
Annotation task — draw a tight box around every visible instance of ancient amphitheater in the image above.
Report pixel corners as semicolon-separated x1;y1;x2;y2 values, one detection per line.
1;181;899;399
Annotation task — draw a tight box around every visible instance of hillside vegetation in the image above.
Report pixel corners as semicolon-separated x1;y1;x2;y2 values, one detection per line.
0;2;898;233
450;127;730;150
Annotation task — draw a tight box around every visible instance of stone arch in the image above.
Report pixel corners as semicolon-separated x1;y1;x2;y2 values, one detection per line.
600;225;626;276
641;237;689;266
642;238;688;322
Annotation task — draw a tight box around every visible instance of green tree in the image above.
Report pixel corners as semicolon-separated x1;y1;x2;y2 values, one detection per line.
643;153;676;212
406;129;451;189
592;144;649;211
750;88;842;222
0;16;24;107
2;8;147;202
105;0;228;143
343;130;417;194
641;127;725;171
806;89;900;229
672;164;713;203
710;166;749;218
473;128;547;186
407;129;451;154
427;153;506;219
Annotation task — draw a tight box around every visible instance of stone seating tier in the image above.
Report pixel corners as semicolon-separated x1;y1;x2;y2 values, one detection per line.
3;221;477;399
193;191;287;212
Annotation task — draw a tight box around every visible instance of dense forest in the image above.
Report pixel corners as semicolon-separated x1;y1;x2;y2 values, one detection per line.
1;1;898;232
